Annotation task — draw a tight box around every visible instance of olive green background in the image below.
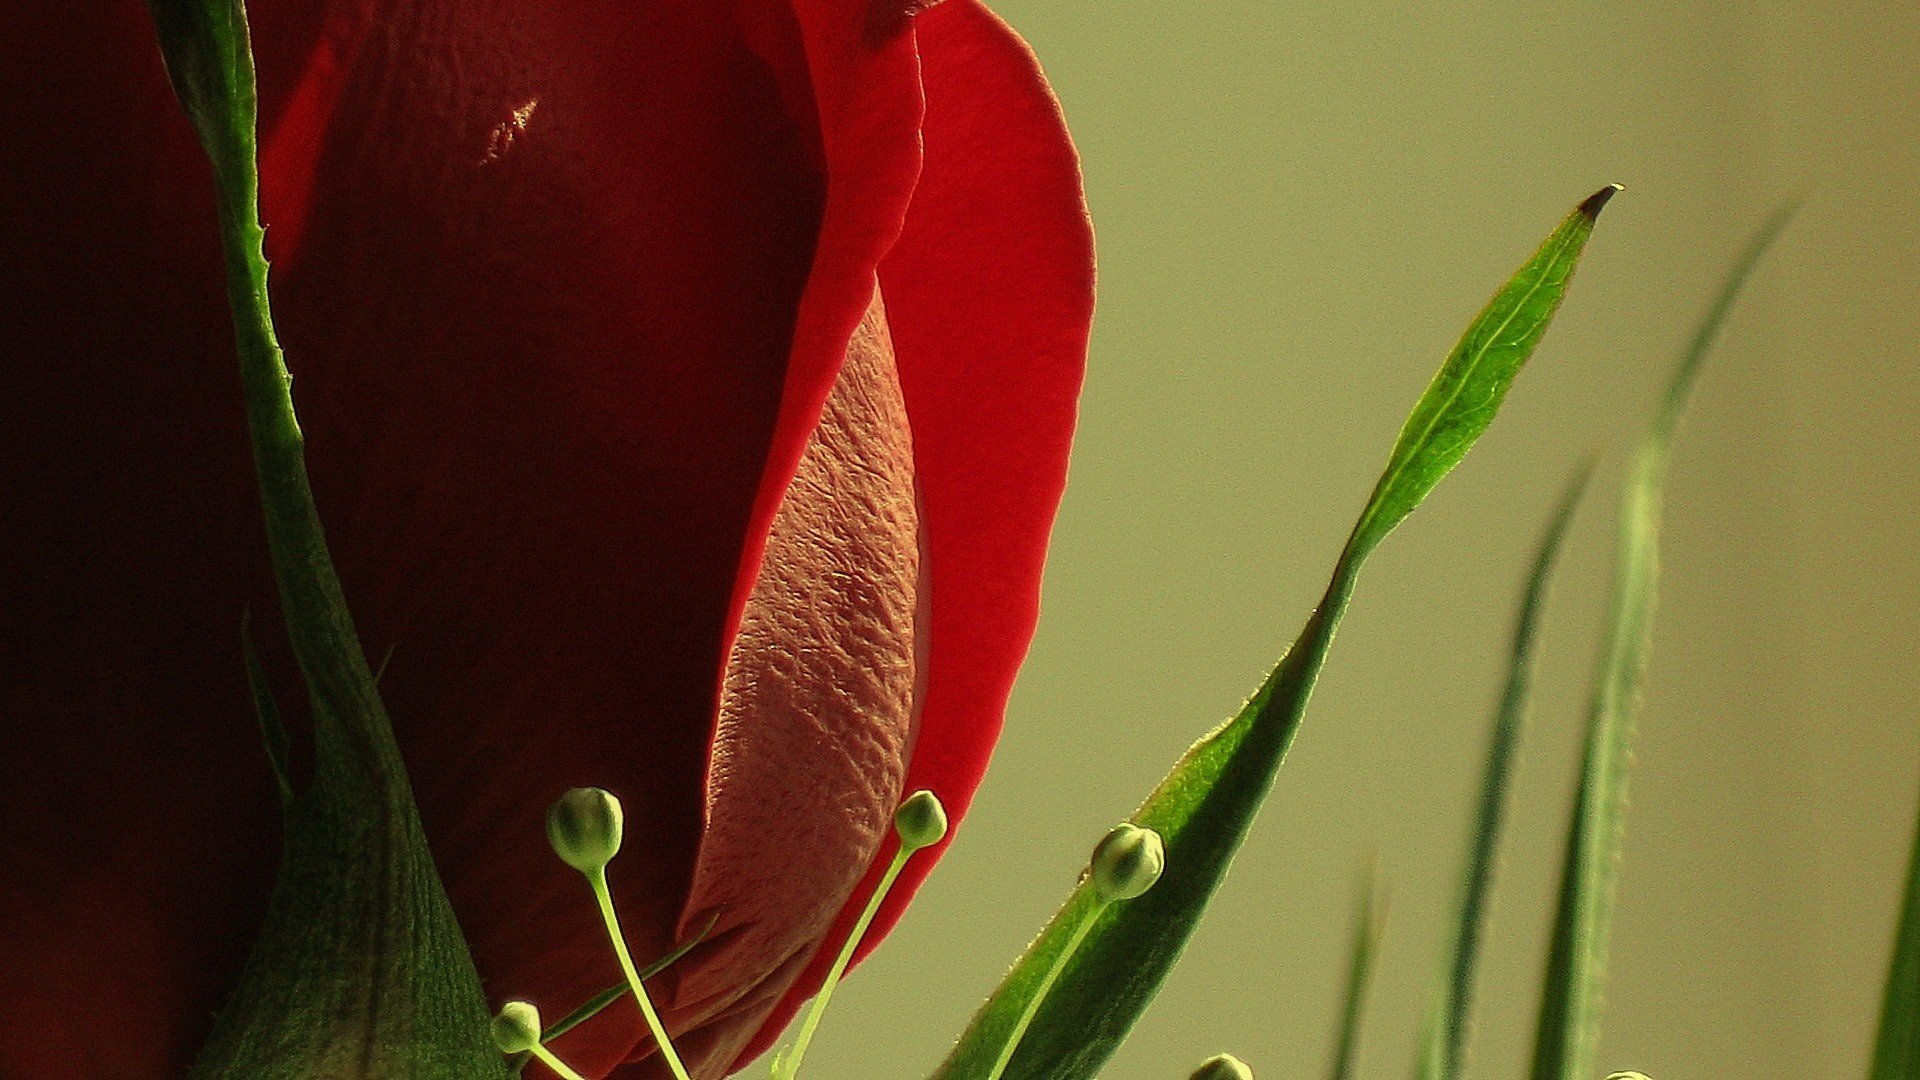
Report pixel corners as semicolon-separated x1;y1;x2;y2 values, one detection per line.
804;4;1920;1079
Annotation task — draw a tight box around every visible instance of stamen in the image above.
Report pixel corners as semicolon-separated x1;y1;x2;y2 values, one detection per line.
983;823;1167;1080
770;790;950;1080
492;1001;589;1080
546;788;693;1080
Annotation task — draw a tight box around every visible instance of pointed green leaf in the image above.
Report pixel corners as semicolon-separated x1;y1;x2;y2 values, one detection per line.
1528;203;1798;1080
149;2;506;1075
1328;863;1387;1080
933;187;1618;1080
1869;786;1920;1080
1348;185;1619;562
1417;464;1592;1080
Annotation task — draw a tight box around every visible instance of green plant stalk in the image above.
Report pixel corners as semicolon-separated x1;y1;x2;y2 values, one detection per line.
1528;202;1799;1080
507;924;715;1077
527;1045;588;1080
589;868;692;1080
148;1;504;1075
987;899;1113;1080
935;186;1618;1080
1418;464;1592;1080
774;845;918;1079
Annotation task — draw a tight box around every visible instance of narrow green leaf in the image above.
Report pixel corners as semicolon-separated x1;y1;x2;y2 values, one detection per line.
933;187;1617;1080
149;2;505;1075
1416;464;1592;1080
1528;203;1798;1080
1348;185;1619;562
1328;863;1388;1080
1869;785;1920;1080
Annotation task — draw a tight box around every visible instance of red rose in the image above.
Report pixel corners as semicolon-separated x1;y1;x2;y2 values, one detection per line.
1;1;1092;1076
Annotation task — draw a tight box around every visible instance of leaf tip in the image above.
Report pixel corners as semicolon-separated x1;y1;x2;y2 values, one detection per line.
1579;184;1625;220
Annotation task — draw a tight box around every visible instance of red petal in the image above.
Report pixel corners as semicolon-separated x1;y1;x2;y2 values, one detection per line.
9;2;1074;1076
732;1;1095;1068
2;2;913;1076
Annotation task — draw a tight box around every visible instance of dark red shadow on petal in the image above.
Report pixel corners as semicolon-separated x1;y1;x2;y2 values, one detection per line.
1;4;349;1074
731;0;1095;1069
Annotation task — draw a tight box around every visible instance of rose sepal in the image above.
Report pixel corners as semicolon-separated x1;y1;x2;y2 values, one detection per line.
148;2;505;1075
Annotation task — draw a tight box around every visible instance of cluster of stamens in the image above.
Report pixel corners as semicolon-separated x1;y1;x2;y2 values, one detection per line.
490;787;1189;1080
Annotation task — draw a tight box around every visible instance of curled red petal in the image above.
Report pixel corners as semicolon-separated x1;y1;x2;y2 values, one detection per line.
659;289;926;1079
733;0;1095;1068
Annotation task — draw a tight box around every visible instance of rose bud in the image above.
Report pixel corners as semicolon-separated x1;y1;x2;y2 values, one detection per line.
0;1;1092;1076
1191;1053;1255;1080
1090;823;1167;903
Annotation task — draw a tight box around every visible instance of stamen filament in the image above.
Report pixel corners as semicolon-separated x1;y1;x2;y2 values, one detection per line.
527;1043;589;1080
588;866;693;1080
983;896;1111;1080
771;844;916;1079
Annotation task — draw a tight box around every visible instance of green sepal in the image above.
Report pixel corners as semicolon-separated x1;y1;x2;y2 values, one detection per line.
932;187;1616;1080
149;1;506;1075
1528;202;1798;1080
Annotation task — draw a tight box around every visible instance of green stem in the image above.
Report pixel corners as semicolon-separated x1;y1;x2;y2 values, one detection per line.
774;846;915;1079
588;868;692;1080
527;1044;588;1080
985;899;1113;1080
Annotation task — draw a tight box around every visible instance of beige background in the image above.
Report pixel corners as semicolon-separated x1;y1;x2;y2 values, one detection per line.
804;4;1920;1078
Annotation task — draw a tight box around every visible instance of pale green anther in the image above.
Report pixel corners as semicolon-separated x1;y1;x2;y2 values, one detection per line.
895;789;949;850
1604;1073;1653;1080
1090;823;1165;902
547;787;624;873
1191;1053;1255;1080
490;1001;542;1055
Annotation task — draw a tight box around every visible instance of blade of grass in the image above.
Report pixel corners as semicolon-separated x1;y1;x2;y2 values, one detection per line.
1417;463;1593;1080
1329;862;1388;1080
1528;202;1799;1080
933;186;1619;1080
1869;783;1920;1080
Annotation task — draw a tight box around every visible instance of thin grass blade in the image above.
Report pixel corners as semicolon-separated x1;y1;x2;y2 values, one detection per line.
1869;784;1920;1080
1528;203;1798;1080
1416;463;1592;1080
933;187;1619;1080
1329;863;1388;1080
